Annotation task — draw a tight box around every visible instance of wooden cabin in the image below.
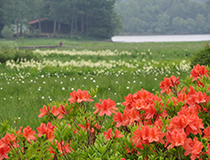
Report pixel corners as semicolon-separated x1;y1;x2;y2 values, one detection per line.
28;18;71;34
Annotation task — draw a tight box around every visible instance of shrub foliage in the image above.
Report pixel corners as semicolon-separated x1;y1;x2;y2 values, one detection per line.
0;64;210;159
191;43;210;67
1;26;14;39
0;46;40;63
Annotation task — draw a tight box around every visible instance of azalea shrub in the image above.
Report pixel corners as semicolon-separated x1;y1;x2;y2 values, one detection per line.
0;64;210;160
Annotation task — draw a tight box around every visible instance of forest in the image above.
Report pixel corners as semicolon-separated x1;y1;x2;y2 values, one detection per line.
115;0;210;35
0;0;210;39
0;0;122;39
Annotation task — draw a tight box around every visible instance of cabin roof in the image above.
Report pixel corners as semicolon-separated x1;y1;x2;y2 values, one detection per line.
28;18;49;24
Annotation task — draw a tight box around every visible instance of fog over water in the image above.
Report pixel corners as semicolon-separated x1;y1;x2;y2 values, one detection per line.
112;34;210;42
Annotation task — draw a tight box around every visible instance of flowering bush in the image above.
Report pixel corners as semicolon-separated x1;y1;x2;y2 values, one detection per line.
0;64;209;160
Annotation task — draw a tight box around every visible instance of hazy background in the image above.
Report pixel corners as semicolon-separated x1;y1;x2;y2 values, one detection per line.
0;0;210;39
115;0;210;35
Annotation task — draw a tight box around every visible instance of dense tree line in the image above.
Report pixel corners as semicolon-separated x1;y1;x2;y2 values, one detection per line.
115;0;210;35
0;0;122;39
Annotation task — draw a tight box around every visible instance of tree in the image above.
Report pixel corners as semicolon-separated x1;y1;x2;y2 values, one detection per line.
85;0;122;38
195;14;206;33
1;0;30;36
155;13;170;34
0;0;4;37
186;18;196;33
115;0;210;35
1;25;13;39
28;0;49;32
172;17;187;34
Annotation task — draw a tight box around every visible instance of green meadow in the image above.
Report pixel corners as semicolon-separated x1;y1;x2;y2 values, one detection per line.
0;38;209;129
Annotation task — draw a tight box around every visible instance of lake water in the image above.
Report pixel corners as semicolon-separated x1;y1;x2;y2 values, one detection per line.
111;34;210;42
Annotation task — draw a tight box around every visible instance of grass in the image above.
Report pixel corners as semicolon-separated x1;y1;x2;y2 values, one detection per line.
0;69;189;130
0;37;209;130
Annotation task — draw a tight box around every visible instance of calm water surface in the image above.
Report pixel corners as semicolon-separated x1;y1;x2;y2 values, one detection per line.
112;34;210;42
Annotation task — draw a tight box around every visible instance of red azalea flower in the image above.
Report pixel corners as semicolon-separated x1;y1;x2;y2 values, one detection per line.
122;94;134;110
113;112;124;128
38;105;50;117
113;129;123;139
94;98;118;116
0;145;10;160
37;122;55;141
22;126;36;142
68;89;93;103
183;137;203;160
160;77;173;94
103;128;113;141
190;64;209;81
0;133;19;148
203;127;210;140
50;105;67;119
165;129;187;149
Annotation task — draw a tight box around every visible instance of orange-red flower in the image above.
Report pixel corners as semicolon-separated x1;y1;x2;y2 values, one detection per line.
38;105;50;117
203;126;210;140
165;129;187;149
113;129;124;139
51;105;67;119
205;144;210;157
48;140;73;156
122;94;134;110
132;99;147;110
170;75;180;86
185;115;204;136
0;145;10;160
123;109;141;126
148;126;165;144
93;98;118;116
22;126;36;143
78;121;91;132
113;112;124;128
0;133;18;148
133;89;153;101
183;137;203;160
160;75;179;94
159;77;173;94
68;89;93;103
133;125;165;146
144;104;157;119
103;128;113;141
168;115;188;132
37;122;55;141
190;64;209;81
103;128;123;141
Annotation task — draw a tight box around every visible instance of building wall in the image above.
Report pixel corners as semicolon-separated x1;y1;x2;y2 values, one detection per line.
30;20;71;34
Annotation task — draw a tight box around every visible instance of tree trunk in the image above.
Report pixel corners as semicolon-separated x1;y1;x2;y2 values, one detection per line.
16;22;19;37
38;15;41;32
71;13;74;34
58;23;61;32
20;20;22;35
86;16;89;35
81;15;84;32
19;0;22;36
75;15;77;33
53;20;56;34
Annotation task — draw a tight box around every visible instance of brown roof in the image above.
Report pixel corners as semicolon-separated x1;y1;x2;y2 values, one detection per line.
28;18;49;24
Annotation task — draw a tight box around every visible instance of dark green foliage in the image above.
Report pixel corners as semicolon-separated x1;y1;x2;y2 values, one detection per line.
190;43;210;67
0;0;122;39
1;26;13;39
0;46;40;63
115;0;210;34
